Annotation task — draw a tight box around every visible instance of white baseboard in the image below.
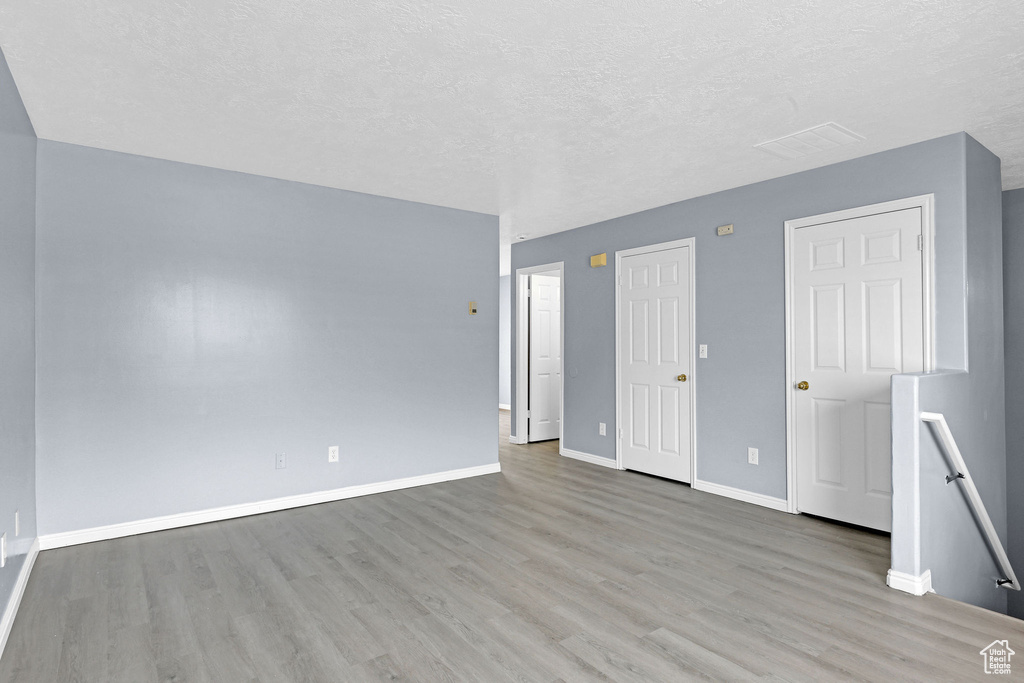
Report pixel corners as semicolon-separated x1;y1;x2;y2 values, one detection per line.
38;463;501;551
0;538;39;661
560;447;618;469
887;568;933;596
692;479;789;512
498;403;511;411
508;434;527;444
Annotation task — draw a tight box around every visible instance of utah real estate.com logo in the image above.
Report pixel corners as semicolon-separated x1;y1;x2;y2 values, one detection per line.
980;640;1014;675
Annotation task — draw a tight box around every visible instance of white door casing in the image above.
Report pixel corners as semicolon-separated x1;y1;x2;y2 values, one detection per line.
513;262;564;446
529;273;561;442
786;196;933;532
616;239;695;482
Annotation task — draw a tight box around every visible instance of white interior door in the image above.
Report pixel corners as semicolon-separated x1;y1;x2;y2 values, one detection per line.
528;273;561;442
618;245;692;482
791;206;925;532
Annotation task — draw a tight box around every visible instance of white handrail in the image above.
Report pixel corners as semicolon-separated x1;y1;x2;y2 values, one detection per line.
920;411;1019;591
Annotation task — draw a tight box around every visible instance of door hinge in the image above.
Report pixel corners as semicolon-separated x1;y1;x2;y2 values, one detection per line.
525;410;531;418
618;428;623;438
917;234;923;251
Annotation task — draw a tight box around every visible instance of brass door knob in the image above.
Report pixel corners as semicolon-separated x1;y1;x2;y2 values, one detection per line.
677;374;687;382
796;381;809;391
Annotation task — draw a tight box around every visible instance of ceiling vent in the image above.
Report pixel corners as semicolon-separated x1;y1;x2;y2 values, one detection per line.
756;122;865;160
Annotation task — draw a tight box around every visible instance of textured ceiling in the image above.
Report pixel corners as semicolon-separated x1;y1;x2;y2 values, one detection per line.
1;1;1023;274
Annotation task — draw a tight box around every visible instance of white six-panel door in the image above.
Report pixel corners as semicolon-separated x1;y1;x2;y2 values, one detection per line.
618;244;693;482
790;205;926;531
529;274;561;442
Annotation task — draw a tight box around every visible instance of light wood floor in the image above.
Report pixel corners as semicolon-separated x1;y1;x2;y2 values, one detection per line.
3;411;1022;681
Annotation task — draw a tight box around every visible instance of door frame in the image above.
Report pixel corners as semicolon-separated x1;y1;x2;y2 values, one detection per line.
615;237;697;481
512;262;565;445
784;194;935;515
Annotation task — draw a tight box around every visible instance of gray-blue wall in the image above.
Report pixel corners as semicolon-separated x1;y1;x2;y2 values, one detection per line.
34;141;498;536
499;275;511;407
0;48;37;621
911;138;1006;613
1004;187;1024;618
512;134;971;499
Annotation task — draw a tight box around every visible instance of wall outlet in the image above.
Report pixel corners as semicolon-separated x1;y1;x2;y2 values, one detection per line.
328;446;339;463
275;452;287;470
717;224;734;236
747;447;759;465
699;344;708;359
1;532;6;568
14;510;19;537
599;422;606;436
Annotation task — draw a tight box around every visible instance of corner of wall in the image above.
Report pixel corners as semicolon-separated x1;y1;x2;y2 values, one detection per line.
0;41;40;662
1001;187;1024;618
891;373;923;578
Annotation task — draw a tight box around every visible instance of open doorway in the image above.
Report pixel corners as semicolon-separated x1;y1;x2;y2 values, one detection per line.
513;263;564;445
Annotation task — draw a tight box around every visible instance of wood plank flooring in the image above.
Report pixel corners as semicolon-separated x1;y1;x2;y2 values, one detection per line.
3;410;1022;681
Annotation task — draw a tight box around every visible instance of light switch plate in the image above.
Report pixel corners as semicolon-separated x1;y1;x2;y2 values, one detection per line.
469;301;478;315
599;422;606;436
717;224;734;236
699;344;708;358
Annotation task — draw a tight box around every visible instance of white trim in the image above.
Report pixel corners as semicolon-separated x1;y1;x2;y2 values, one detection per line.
615;238;697;483
498;403;511;411
508;434;527;445
38;463;501;551
0;538;39;661
784;194;935;515
560;446;619;469
514;262;565;446
886;568;934;596
692;479;789;512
